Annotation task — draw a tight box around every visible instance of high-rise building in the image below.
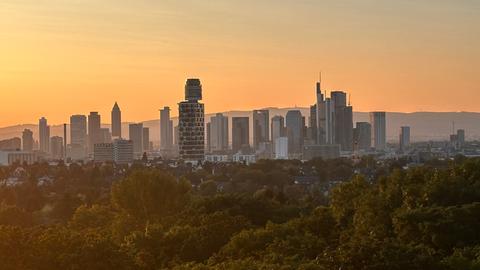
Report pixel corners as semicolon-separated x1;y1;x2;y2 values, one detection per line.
39;117;50;153
308;104;317;144
271;115;285;153
113;139;134;164
111;102;122;138
316;81;325;144
253;110;269;150
331;91;353;151
88;112;101;153
160;106;174;151
232;117;250;154
178;79;205;162
70;115;87;159
129;123;144;156
209;113;229;153
100;128;112;143
143;127;150;152
457;129;466;145
275;137;289;160
50;136;64;160
286;110;304;155
370;112;387;151
353;122;372;151
70;115;87;147
399;126;411;152
22;129;34;152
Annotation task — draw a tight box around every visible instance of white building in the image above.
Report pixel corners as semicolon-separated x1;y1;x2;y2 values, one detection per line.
0;151;39;166
275;137;289;160
209;113;229;152
205;154;230;163
233;153;256;165
370;112;387;151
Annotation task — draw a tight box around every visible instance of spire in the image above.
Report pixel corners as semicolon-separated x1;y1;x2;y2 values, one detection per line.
113;102;120;111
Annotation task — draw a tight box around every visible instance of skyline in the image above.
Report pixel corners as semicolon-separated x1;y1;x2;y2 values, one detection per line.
1;0;479;127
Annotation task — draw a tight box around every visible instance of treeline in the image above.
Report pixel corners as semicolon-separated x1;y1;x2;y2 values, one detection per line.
0;157;479;269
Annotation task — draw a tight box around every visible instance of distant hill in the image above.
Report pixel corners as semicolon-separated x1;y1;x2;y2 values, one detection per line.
1;109;479;144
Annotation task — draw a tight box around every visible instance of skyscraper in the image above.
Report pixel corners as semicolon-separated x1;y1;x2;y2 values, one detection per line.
88;112;101;153
232;117;250;154
22;129;34;152
253;110;269;150
70;115;87;159
308;104;317;144
209;113;229;152
50;136;64;160
39;117;50;153
353;122;372;151
316;81;325;144
111;102;122;138
370;112;387;151
178;78;205;162
160;106;174;151
399;126;411;152
129;123;144;156
331;91;353;151
271;115;285;152
143;127;150;152
286;110;304;155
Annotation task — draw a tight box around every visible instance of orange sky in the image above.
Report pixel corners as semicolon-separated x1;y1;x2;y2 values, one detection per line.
0;0;479;126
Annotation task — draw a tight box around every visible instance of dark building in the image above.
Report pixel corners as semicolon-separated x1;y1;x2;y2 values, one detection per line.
286;110;304;155
253;110;269;151
111;102;122;138
178;79;205;162
232;117;250;154
353;122;372;151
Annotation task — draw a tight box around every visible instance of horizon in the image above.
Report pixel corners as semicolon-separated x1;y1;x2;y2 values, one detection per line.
1;107;480;128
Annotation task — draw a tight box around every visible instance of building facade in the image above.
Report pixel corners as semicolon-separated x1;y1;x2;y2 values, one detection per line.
178;79;205;162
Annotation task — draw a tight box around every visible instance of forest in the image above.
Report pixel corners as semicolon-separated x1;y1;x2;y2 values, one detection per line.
0;156;479;269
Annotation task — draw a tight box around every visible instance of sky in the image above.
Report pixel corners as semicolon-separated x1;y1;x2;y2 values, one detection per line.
0;0;479;126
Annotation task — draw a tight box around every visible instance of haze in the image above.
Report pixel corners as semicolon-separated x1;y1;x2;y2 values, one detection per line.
0;0;479;126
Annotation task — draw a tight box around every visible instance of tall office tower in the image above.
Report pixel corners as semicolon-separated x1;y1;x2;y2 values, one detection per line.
100;128;112;143
399;126;411;152
111;102;122;138
370;112;387;151
63;124;67;159
113;139;134;164
253;110;269;150
70;115;87;158
210;113;229;152
319;98;335;144
22;129;34;151
178;78;205;162
142;127;150;152
309;104;317;143
316;80;326;144
39;117;50;153
271;115;285;152
160;106;174;151
129;123;144;156
286;110;304;155
206;122;211;153
457;129;466;145
232;117;250;154
331;91;354;151
353;122;372;151
50;136;64;160
88;112;101;153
